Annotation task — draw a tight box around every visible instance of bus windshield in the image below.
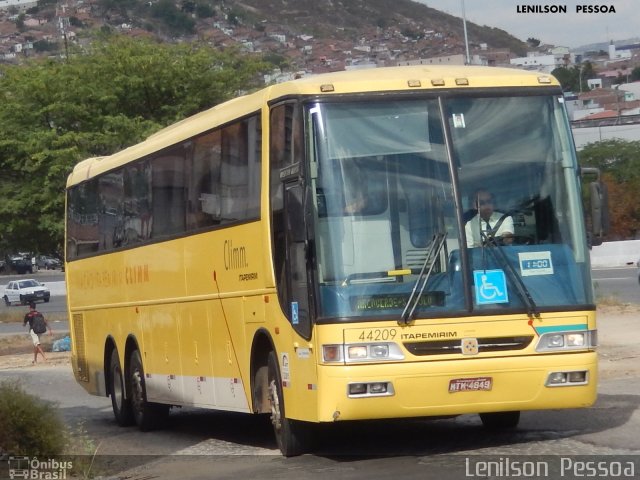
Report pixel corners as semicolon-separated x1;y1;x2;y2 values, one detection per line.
308;94;593;320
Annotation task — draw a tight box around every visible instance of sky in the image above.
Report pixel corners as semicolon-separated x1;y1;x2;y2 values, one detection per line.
415;0;639;49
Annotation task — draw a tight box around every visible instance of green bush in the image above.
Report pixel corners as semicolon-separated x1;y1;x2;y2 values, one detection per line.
0;380;68;456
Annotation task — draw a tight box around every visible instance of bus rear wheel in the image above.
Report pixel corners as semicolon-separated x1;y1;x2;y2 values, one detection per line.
128;349;169;431
109;349;134;426
267;351;310;456
479;411;520;430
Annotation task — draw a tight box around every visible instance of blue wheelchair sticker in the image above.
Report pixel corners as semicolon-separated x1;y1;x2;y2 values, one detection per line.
291;302;299;325
473;269;509;305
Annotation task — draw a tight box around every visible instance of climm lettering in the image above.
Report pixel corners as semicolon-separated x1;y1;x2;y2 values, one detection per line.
516;4;567;13
125;264;149;284
224;240;248;270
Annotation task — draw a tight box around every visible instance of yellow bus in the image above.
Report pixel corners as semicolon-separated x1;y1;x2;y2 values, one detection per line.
65;65;607;456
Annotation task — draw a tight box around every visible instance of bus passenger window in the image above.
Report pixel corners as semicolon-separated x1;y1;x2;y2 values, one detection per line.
67;180;100;258
220;118;261;223
99;170;125;250
151;152;186;238
189;130;222;229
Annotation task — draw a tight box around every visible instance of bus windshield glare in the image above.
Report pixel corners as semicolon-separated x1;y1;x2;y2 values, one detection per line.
309;94;593;320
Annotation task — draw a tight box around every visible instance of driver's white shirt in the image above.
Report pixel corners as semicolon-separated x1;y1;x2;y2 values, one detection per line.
465;211;514;248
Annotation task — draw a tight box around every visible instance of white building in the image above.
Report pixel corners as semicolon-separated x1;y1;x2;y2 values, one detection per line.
269;34;286;43
587;79;603;89
617;81;640;98
608;43;632;61
0;0;38;11
397;53;486;67
510;52;570;73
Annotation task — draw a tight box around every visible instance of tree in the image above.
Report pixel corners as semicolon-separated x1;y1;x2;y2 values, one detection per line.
96;0;138;19
181;0;196;13
150;0;196;35
15;13;26;32
551;62;594;92
0;36;269;254
526;37;540;47
33;39;58;52
578;139;640;240
69;16;84;28
195;1;214;18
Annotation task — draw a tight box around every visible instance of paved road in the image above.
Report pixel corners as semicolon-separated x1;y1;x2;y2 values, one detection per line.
592;266;639;304
1;365;638;480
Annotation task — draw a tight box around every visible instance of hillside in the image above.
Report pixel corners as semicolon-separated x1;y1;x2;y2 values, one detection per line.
0;0;528;70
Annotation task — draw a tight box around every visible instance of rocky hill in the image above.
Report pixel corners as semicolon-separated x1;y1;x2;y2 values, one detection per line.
1;0;528;72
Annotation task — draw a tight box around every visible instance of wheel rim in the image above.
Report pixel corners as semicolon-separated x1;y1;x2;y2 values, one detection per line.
112;365;123;411
268;379;282;432
131;368;144;414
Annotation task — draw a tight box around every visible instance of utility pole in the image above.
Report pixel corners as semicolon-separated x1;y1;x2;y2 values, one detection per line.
461;0;470;64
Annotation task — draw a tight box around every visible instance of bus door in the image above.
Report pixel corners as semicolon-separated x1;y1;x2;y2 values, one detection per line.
283;180;313;340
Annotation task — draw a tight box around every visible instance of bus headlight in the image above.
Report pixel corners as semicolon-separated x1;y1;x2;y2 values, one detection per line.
566;333;585;347
348;345;369;359
322;343;404;363
536;330;596;352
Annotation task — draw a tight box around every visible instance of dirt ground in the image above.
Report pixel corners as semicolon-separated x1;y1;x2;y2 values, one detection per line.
0;333;71;369
592;304;640;380
1;305;638;378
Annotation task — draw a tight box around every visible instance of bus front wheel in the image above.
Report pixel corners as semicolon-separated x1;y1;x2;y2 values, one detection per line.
479;411;520;430
109;349;134;426
267;351;310;456
129;349;169;431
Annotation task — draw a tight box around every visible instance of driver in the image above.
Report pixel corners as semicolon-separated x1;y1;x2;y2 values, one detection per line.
465;189;514;247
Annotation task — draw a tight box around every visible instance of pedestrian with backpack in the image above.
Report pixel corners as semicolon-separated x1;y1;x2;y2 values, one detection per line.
23;302;52;364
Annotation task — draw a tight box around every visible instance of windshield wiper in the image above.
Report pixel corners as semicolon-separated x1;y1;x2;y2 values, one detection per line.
480;230;540;319
400;232;447;325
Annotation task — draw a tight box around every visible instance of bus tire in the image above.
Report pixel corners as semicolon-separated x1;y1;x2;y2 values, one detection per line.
129;349;169;431
109;349;134;426
267;351;310;456
479;411;520;430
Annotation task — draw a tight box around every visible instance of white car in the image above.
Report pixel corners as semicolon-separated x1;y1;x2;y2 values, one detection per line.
3;279;50;306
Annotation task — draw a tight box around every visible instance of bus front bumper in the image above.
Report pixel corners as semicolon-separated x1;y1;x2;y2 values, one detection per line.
315;351;597;422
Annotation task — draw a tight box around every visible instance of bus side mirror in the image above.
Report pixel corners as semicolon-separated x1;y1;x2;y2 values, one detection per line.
582;168;609;246
589;181;609;239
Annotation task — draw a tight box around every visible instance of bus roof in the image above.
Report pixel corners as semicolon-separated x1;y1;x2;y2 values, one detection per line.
66;65;559;187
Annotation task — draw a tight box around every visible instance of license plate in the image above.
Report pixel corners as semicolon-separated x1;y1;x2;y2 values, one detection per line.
448;377;492;393
36;292;43;297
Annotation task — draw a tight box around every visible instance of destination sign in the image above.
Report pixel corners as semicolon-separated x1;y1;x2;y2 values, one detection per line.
351;292;445;311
